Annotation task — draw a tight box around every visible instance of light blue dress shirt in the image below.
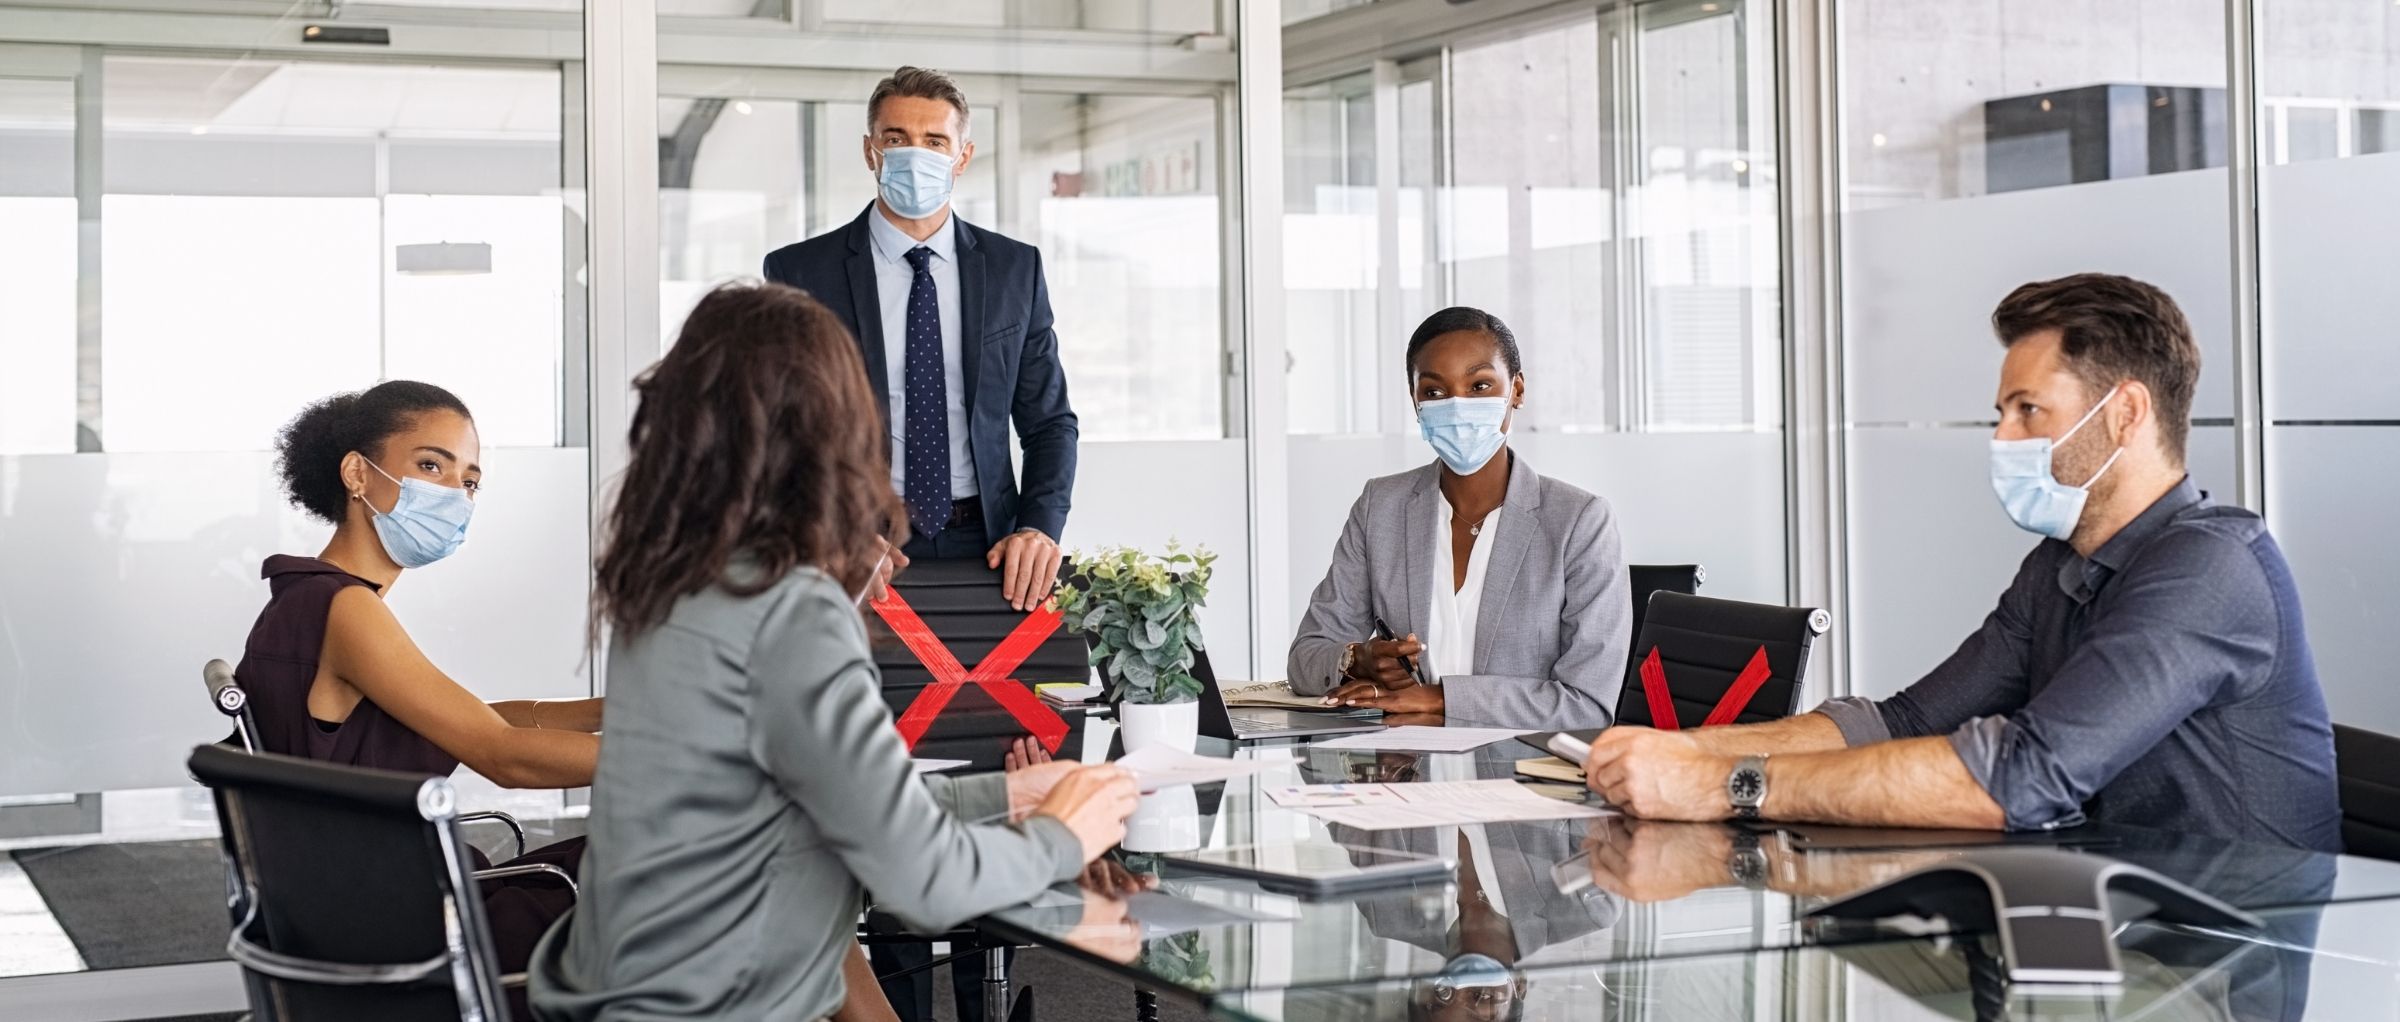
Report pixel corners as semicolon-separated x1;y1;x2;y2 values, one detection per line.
867;208;976;499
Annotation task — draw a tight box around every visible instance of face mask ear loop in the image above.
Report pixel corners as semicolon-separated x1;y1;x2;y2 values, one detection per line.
357;455;403;518
2057;385;2125;491
2079;444;2127;492
2056;384;2120;446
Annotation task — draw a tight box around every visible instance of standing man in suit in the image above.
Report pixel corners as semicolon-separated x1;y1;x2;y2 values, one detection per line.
762;66;1075;1022
764;66;1076;613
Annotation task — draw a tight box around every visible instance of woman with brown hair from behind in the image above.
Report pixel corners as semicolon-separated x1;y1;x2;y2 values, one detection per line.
529;282;1135;1021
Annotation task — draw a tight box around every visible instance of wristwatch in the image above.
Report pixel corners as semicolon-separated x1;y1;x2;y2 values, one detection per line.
1338;643;1360;678
1725;830;1769;890
1726;754;1769;821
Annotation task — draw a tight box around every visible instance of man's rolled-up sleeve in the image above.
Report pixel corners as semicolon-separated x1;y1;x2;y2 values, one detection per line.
1804;551;2043;747
1944;530;2275;831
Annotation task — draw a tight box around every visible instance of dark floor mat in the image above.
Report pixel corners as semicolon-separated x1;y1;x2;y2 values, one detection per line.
930;949;1211;1022
10;839;229;971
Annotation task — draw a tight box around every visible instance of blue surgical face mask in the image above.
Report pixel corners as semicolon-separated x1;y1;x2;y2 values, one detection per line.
1989;386;2125;542
876;145;957;219
360;457;475;569
1416;396;1512;476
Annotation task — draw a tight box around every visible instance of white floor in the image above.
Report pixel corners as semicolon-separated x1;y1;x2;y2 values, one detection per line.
0;860;81;979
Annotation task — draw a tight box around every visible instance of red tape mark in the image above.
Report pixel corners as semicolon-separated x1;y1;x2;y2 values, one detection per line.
872;589;1071;753
1636;645;1774;730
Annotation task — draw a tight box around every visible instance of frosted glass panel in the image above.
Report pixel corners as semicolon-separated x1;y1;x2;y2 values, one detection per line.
2257;0;2400;734
2262;153;2400;420
1843;170;2237;425
2268;427;2400;734
0;448;591;798
1069;440;1253;676
1848;425;2237;701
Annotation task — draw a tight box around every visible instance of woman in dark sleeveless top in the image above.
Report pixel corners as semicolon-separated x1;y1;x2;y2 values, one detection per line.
234;381;604;983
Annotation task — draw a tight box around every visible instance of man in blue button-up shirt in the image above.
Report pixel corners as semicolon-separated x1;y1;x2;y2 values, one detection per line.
1584;273;2340;853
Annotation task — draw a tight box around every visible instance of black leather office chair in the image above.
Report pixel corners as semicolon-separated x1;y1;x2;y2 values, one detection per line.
2335;724;2400;861
1627;564;1705;648
861;559;1095;771
199;658;530;861
1613;591;1828;730
188;743;556;1022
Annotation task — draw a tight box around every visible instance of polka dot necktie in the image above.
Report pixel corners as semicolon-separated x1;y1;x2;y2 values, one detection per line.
901;245;954;539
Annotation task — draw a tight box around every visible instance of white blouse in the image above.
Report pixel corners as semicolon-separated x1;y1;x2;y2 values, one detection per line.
1427;498;1501;682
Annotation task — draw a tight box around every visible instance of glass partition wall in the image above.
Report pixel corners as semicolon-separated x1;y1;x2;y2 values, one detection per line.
649;4;1259;678
1835;0;2238;697
5;0;2400;999
1279;0;1792;667
0;0;1267;865
0;44;593;825
1834;0;2400;733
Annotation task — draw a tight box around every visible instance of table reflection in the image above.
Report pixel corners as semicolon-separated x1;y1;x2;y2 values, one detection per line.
979;736;2384;1018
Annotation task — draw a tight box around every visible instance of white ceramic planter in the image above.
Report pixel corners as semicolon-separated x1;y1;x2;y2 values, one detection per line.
1117;699;1200;755
1123;786;1204;852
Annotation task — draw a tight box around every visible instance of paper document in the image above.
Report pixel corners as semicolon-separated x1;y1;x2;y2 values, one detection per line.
911;758;973;773
1264;783;1407;809
1218;680;1329;710
1308;726;1532;753
1278;778;1610;831
1123;890;1296;938
1115;745;1299;791
1038;682;1104;706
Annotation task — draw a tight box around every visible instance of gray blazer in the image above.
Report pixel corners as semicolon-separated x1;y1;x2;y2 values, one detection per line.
1288;455;1631;730
529;567;1082;1021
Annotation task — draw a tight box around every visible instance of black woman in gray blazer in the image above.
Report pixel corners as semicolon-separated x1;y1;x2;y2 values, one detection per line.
1289;308;1632;730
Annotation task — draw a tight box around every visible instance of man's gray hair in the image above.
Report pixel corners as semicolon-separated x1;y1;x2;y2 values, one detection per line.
868;66;971;138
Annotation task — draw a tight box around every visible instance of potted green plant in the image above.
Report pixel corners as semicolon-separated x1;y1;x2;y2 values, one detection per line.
1053;543;1214;754
1140;930;1215;992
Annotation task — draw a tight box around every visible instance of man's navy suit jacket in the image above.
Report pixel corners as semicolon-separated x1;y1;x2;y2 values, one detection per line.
763;204;1077;546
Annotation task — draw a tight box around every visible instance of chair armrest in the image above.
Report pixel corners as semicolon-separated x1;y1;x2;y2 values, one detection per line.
228;928;448;986
475;862;578;898
457;811;528;860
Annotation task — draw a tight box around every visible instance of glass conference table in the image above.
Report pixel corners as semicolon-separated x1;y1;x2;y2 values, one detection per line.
968;733;2400;1021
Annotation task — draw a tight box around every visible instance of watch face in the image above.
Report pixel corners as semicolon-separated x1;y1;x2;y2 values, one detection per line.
1729;769;1764;803
1728;850;1769;886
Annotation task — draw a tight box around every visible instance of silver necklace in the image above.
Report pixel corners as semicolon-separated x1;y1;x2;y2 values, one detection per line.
1461;510;1496;537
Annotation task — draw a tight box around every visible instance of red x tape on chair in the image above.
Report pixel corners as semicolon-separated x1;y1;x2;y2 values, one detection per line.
1613;591;1830;730
863;559;1095;771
